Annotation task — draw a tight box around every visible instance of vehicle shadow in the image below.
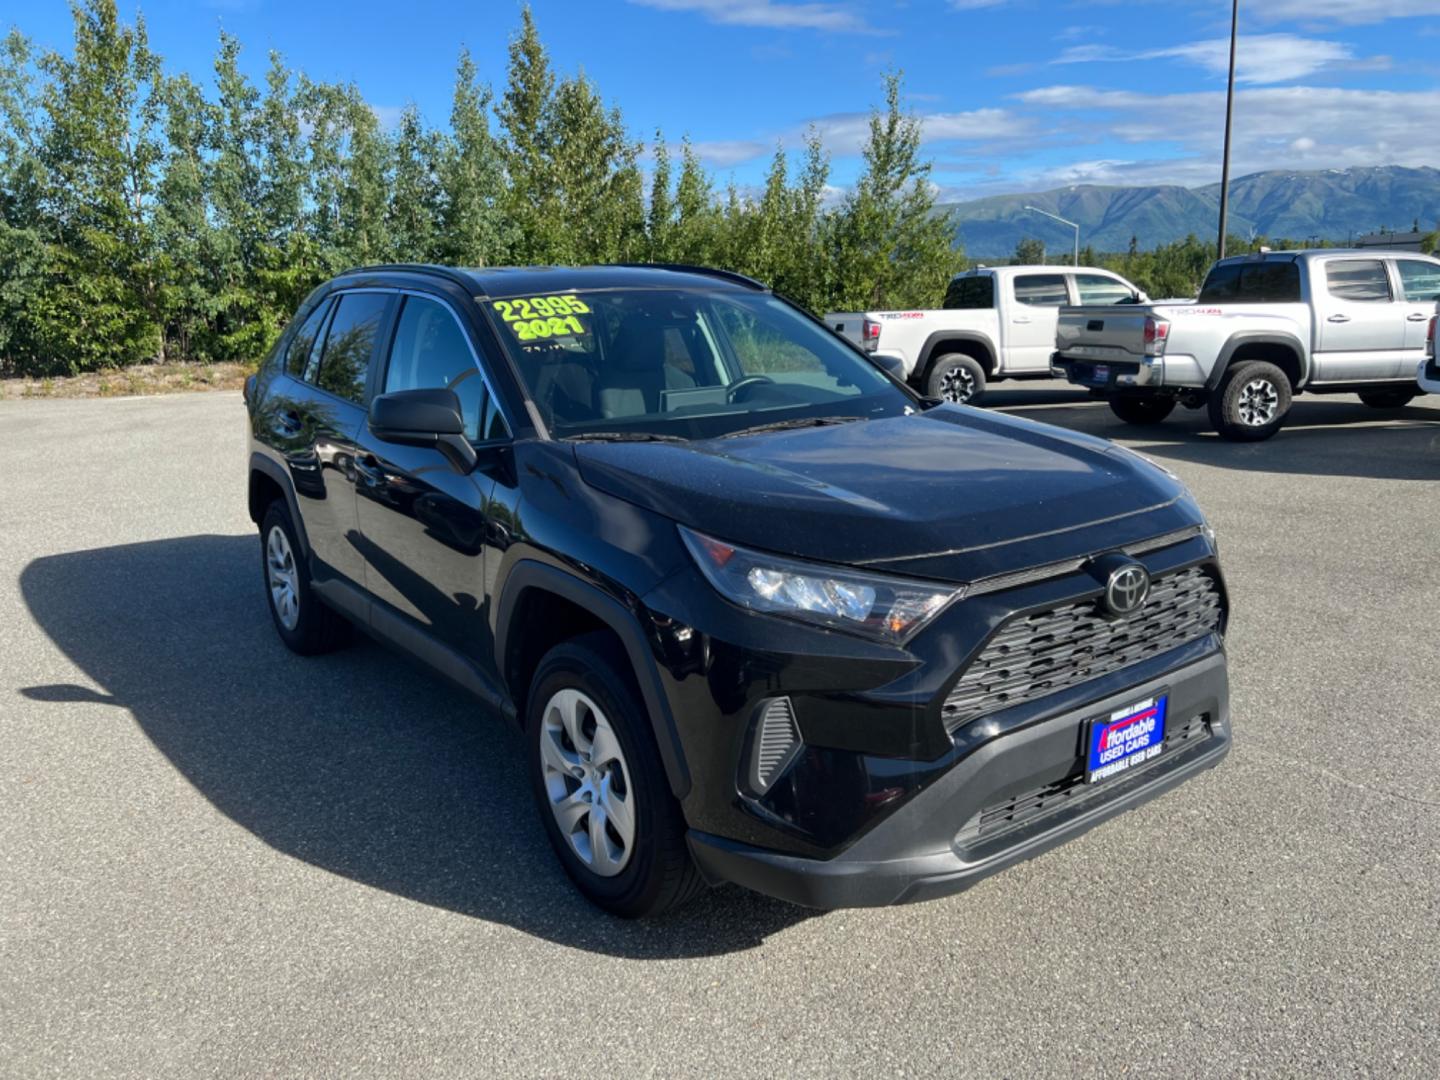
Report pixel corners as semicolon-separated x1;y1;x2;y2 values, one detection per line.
18;534;812;958
996;395;1440;481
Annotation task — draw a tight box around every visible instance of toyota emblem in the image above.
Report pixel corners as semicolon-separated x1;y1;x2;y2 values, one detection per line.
1104;564;1151;617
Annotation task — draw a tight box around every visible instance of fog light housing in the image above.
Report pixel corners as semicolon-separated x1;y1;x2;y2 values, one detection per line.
749;697;803;794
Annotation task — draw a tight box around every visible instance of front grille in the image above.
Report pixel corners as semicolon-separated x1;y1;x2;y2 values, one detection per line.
955;712;1211;847
943;566;1222;731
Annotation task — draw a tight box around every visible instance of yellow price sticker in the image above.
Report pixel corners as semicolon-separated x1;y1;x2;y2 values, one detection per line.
492;295;592;342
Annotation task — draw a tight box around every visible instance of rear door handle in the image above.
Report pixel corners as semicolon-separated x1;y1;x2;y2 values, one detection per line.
1407;312;1429;321
275;409;303;434
1327;314;1351;323
1013;316;1032;324
354;453;385;485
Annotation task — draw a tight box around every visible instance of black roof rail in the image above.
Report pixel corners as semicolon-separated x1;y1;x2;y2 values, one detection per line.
340;263;480;292
611;263;770;291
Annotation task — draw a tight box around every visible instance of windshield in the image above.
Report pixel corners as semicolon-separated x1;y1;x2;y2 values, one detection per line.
485;287;912;439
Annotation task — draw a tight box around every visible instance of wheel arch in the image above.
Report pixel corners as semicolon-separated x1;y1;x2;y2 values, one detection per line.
494;561;692;800
915;331;997;384
1207;333;1308;391
248;453;313;559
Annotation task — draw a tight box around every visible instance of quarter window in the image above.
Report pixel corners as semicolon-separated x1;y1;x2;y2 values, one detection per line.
1326;260;1391;303
1074;274;1135;305
1012;274;1069;307
384;296;508;441
315;292;390;404
1396;259;1440;302
286;300;332;377
942;275;995;310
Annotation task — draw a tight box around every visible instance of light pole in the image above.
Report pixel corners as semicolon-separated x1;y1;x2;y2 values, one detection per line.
1217;0;1239;260
1023;206;1080;266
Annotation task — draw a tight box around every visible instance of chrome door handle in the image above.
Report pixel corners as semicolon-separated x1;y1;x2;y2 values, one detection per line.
1327;314;1351;323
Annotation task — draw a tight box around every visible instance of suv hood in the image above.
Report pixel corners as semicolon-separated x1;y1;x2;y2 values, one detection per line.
573;407;1201;582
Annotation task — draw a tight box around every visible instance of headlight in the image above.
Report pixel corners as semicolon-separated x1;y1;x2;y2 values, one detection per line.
679;526;962;643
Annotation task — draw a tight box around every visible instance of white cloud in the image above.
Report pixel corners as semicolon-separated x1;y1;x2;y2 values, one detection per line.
1055;33;1359;85
1005;83;1440;189
1251;0;1440;24
691;139;772;167
627;0;881;34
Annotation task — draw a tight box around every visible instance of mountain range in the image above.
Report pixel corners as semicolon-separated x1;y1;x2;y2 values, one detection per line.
941;166;1440;259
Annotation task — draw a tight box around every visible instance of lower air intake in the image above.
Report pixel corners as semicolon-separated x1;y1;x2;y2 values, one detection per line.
750;697;802;794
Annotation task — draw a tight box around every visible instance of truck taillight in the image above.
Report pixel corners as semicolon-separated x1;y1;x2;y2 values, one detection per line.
861;318;881;353
1428;315;1436;359
1143;316;1170;356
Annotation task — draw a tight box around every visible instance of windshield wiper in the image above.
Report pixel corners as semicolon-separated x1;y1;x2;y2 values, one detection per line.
566;431;690;443
721;416;866;439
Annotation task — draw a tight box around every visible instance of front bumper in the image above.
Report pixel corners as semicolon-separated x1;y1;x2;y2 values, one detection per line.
687;649;1230;908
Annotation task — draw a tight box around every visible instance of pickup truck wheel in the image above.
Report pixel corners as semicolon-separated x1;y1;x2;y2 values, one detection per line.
1357;389;1418;409
926;354;986;405
1108;395;1176;426
1209;360;1291;442
526;633;706;919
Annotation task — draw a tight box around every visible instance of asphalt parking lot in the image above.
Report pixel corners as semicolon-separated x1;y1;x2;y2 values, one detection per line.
3;383;1438;1077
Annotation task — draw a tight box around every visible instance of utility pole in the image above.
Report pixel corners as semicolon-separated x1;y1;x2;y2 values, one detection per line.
1024;206;1080;266
1216;0;1239;260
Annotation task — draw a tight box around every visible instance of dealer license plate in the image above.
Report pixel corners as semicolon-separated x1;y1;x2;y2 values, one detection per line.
1085;694;1167;785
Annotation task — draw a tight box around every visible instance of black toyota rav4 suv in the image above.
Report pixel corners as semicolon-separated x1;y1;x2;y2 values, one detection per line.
245;263;1231;918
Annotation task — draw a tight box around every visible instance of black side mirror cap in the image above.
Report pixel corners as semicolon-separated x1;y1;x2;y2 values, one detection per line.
368;389;478;474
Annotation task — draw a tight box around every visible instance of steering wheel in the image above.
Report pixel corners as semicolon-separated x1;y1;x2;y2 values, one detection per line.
726;375;775;402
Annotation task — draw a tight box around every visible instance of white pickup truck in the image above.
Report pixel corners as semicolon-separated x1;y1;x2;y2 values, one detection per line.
827;265;1147;404
1052;249;1440;441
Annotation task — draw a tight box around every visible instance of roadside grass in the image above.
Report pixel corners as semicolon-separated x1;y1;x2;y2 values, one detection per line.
1;362;253;401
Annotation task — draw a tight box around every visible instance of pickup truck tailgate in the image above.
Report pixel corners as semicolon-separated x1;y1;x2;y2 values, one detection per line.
1055;306;1154;360
825;312;868;348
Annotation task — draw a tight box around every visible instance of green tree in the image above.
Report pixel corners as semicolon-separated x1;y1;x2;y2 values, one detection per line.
437;49;508;266
37;0;167;371
388;104;442;261
1013;236;1045;265
825;73;961;310
496;6;559;261
0;29;49;370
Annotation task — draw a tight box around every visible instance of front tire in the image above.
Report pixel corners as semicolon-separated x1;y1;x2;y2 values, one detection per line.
525;633;705;918
1208;360;1292;442
259;501;350;655
1108;394;1177;426
925;353;987;405
1358;389;1418;409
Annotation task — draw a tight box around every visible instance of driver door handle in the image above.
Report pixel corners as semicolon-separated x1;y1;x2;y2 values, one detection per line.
1407;312;1429;321
1327;314;1351;323
354;453;385;485
1013;316;1032;324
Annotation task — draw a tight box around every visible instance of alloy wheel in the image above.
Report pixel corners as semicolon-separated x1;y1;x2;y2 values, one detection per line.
266;525;301;631
939;365;977;404
1237;378;1280;426
539;688;637;877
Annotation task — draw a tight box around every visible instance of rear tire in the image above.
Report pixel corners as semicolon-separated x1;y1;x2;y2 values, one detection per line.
1358;389;1418;409
1108;394;1176;426
925;353;987;405
259;501;351;655
1208;360;1292;442
525;633;706;919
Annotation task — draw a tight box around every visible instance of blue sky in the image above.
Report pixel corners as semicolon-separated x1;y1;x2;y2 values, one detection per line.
12;1;1440;201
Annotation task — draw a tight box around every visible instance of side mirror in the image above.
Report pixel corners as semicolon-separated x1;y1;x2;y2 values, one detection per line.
1136;291;1150;303
368;388;478;474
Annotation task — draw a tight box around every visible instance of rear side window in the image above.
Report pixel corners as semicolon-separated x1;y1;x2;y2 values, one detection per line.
1074;274;1134;305
384;295;508;441
942;275;994;310
1198;261;1301;303
1395;259;1440;302
1325;260;1391;303
1012;274;1068;307
285;300;332;377
315;292;391;404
